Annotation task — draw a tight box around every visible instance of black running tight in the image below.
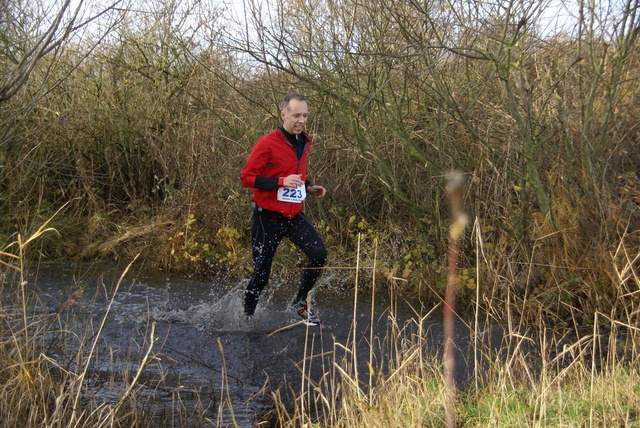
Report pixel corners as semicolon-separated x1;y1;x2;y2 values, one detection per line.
244;206;327;316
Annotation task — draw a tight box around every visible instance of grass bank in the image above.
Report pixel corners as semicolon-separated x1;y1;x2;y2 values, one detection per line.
258;229;640;427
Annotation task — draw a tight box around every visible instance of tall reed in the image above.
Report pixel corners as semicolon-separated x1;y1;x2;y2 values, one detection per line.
0;219;213;427
259;227;639;427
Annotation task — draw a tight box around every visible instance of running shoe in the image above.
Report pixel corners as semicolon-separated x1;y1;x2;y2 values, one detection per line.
296;303;321;326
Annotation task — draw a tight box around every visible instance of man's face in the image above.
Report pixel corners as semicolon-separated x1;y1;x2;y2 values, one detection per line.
281;99;309;135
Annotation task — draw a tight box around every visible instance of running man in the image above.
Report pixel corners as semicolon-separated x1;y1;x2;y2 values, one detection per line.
240;93;327;325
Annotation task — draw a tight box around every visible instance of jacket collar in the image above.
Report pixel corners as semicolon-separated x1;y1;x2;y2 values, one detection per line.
278;126;309;145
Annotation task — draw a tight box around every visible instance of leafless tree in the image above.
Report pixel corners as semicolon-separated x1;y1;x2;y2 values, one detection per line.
0;0;124;103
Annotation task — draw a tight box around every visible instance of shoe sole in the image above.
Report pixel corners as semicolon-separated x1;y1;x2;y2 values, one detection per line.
297;313;320;326
297;312;320;324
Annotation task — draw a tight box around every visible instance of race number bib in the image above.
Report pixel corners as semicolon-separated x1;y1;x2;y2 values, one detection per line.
277;186;306;203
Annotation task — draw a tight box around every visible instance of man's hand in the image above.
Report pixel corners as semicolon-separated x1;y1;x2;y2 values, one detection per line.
283;174;303;187
306;185;326;198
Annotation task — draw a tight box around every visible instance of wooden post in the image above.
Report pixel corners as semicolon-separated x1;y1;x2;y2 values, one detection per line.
443;171;465;428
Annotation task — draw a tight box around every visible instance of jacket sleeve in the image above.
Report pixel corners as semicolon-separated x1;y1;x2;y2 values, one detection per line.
240;138;278;189
255;176;279;189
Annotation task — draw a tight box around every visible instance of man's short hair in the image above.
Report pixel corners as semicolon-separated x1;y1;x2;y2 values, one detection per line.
280;93;307;112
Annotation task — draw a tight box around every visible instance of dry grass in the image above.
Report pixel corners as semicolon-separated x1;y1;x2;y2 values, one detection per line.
261;228;640;427
0;221;213;427
1;220;638;427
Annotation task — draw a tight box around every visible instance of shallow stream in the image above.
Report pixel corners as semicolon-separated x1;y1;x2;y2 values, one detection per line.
23;262;489;426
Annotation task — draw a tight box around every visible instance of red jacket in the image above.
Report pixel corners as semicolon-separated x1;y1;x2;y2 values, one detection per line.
240;128;311;218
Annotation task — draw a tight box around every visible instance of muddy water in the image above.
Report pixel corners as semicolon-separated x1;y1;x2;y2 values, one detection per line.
26;262;480;426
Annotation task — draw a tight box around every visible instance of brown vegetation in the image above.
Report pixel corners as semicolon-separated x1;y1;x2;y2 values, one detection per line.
1;0;638;325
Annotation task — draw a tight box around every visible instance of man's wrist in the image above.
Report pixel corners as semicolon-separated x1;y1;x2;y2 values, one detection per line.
255;176;280;190
278;177;284;187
